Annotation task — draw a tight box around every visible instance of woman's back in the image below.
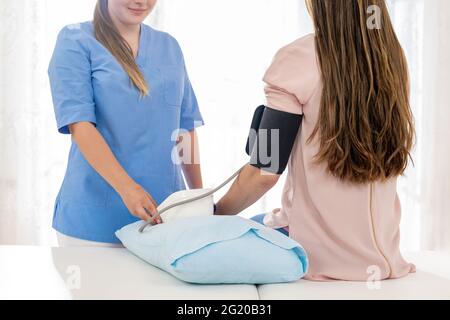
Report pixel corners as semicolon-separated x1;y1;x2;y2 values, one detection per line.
262;32;415;281
260;0;416;282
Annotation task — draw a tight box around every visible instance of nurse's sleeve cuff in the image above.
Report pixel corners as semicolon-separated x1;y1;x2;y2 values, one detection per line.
180;118;205;132
56;107;97;134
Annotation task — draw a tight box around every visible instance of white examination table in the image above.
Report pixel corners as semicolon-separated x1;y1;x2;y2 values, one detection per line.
0;246;449;300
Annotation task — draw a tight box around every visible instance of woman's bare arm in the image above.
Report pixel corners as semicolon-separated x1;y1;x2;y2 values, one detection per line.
68;122;161;223
214;164;280;215
177;129;203;189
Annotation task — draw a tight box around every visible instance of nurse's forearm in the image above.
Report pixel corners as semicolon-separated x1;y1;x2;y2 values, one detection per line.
215;164;280;215
179;130;203;189
69;122;160;223
68;122;135;194
182;163;203;189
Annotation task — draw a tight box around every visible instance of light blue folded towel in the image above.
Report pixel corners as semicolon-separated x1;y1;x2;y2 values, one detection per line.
115;215;308;284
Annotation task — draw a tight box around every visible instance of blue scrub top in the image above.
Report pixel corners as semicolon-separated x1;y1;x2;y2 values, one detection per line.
48;21;204;243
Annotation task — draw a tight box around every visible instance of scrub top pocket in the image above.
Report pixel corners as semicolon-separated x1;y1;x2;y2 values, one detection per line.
162;65;185;107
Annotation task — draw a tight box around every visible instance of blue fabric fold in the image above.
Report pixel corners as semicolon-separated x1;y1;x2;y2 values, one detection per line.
116;215;308;284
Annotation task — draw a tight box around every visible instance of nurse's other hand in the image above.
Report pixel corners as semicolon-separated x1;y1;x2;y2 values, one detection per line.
119;183;162;224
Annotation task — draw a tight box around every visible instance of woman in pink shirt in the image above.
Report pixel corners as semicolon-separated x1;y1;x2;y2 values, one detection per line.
215;0;416;281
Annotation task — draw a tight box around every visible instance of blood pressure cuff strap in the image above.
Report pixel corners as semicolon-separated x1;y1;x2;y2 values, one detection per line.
246;105;302;175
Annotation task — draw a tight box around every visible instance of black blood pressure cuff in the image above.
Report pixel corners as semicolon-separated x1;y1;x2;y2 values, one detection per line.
245;105;302;175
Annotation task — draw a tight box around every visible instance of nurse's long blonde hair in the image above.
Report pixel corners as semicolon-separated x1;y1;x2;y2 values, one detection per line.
94;0;149;96
306;0;415;184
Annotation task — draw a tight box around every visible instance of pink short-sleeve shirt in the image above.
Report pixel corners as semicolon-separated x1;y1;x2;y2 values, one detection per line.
262;34;416;281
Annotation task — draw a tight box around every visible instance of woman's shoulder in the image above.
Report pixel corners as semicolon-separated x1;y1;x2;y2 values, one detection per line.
143;24;186;64
57;21;94;40
53;21;95;54
264;33;320;104
273;33;316;66
291;33;316;47
143;24;182;51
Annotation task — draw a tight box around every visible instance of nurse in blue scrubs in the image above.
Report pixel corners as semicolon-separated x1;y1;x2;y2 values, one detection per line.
48;0;204;245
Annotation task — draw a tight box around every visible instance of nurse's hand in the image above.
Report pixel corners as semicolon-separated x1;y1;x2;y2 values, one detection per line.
119;183;162;224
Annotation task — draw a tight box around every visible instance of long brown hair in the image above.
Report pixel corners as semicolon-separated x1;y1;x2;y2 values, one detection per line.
94;0;149;96
306;0;415;184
